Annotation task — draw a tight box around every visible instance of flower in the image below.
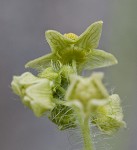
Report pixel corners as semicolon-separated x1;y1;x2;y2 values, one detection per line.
91;94;126;134
65;72;109;106
11;72;55;117
65;73;126;134
25;21;117;72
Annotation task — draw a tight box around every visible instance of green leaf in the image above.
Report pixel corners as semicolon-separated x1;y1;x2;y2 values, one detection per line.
45;30;74;53
75;21;103;50
25;53;56;71
84;49;118;70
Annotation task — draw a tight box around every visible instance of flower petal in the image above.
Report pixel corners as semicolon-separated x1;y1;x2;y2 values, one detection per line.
19;72;39;85
11;72;55;117
25;53;56;71
45;30;74;53
84;49;118;70
26;79;55;117
75;21;103;50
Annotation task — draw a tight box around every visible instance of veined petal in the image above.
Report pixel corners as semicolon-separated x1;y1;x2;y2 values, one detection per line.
19;72;39;85
25;53;56;71
75;21;103;50
26;79;52;100
11;72;39;96
26;79;55;117
84;49;118;70
45;30;74;53
11;76;22;95
11;72;55;117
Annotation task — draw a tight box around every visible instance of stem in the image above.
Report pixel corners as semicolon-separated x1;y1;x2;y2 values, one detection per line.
82;118;93;150
72;60;77;74
58;86;66;96
78;113;94;150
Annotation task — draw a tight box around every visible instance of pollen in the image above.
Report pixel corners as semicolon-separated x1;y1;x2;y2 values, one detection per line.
64;33;78;40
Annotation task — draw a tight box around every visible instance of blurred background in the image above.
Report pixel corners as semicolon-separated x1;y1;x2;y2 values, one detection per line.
0;0;137;150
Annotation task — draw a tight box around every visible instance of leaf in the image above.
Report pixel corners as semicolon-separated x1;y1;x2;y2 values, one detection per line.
75;21;103;50
45;30;74;53
84;49;118;70
25;53;56;71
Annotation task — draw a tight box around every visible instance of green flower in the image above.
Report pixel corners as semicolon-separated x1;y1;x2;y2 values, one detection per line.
91;94;126;134
66;72;109;106
11;72;55;117
25;21;117;72
65;73;126;134
38;67;61;85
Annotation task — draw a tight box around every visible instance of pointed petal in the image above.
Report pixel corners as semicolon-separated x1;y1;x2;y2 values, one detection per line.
75;21;103;49
84;49;118;70
45;30;74;53
25;53;56;71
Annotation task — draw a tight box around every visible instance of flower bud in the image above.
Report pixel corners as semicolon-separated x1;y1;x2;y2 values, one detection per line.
11;72;55;117
92;94;126;134
66;72;109;107
66;73;126;134
60;65;75;79
38;67;61;85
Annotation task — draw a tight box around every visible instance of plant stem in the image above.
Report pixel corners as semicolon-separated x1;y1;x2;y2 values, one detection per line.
58;86;66;96
79;113;94;150
72;60;77;73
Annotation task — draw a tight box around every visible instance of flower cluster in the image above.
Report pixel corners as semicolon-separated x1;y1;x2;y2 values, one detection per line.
11;21;126;141
66;73;126;134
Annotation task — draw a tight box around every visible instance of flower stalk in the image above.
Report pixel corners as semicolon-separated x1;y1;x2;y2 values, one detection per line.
79;114;93;150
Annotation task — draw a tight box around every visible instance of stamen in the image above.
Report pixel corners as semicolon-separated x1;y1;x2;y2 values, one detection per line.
64;33;78;40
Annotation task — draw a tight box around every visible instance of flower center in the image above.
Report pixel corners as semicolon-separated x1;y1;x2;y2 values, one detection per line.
64;33;78;40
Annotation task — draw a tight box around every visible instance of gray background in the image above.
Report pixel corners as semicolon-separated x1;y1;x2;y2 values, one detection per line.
0;0;137;150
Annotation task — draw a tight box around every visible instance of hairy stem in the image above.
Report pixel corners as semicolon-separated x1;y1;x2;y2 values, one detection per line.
79;113;94;150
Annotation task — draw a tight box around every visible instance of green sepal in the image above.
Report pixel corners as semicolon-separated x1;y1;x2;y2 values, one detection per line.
84;49;118;70
45;30;75;53
75;21;103;50
25;53;56;71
